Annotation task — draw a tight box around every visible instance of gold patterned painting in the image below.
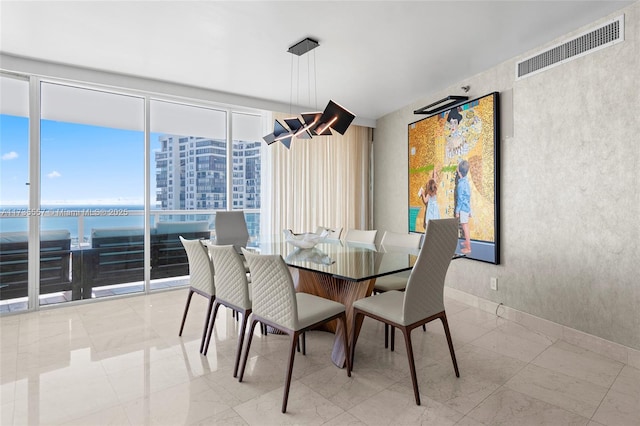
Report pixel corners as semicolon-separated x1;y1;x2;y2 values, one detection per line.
408;92;499;263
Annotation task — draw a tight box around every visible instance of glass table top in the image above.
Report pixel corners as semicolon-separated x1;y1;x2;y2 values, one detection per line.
249;237;419;282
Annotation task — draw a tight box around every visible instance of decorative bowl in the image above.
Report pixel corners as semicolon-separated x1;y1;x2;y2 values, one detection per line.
283;229;329;250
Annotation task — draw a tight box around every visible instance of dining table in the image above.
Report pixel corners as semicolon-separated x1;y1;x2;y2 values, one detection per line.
249;236;419;368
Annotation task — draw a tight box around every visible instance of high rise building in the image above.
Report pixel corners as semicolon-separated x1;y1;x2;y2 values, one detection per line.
155;136;261;212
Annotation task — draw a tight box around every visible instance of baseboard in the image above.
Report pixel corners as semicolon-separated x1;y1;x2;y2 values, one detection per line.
444;287;640;369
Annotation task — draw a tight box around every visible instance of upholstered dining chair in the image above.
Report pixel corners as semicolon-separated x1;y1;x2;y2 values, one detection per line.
203;244;253;377
238;249;352;413
214;211;249;252
374;230;423;349
349;218;460;406
179;236;215;354
344;228;377;245
315;226;342;241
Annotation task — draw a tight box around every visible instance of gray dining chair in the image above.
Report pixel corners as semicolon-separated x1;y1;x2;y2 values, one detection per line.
344;228;377;245
238;249;351;413
203;244;252;377
374;230;423;349
214;211;249;252
349;218;460;406
178;236;215;354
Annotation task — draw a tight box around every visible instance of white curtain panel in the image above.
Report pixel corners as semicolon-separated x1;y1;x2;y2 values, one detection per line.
263;113;372;237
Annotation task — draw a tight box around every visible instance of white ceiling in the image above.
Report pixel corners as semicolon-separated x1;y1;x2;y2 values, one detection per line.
0;1;633;125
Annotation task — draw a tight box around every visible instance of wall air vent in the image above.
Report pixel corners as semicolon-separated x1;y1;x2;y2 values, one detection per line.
516;15;624;80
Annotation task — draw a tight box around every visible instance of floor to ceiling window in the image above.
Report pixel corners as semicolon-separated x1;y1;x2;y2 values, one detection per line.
148;99;225;291
39;82;145;304
0;72;266;312
231;112;263;240
0;74;30;312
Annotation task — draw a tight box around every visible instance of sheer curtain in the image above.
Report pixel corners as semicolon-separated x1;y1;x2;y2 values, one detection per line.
262;113;373;237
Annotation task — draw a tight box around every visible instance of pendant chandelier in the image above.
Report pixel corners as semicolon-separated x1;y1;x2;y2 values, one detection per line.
263;37;356;149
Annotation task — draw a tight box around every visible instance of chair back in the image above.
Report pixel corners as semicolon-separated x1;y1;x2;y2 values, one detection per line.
344;228;377;245
380;231;422;251
402;218;458;324
315;226;342;241
208;244;251;310
179;236;214;295
242;249;299;330
214;211;249;252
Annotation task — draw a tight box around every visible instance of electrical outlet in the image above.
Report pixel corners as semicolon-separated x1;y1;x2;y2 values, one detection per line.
490;277;498;291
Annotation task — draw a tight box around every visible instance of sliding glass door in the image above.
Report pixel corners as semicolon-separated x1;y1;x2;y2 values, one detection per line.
0;74;30;312
39;82;145;304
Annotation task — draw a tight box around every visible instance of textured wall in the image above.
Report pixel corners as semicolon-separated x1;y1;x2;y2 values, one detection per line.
374;2;640;350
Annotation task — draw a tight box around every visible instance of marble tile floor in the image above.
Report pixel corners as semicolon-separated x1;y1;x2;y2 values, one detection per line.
1;288;638;425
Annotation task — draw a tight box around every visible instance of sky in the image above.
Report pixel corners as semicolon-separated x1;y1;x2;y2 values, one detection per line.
1;114;163;206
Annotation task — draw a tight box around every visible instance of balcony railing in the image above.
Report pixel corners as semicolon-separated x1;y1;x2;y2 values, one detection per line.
0;208;260;307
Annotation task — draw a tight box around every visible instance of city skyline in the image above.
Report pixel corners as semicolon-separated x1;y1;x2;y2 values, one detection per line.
1;114;261;208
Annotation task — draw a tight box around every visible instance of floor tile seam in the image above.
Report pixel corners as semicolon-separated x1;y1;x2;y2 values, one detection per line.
448;319;495;344
343;385;403;424
588;365;625;423
229;405;251;426
346;365;406;392
448;313;500;332
470;384;592;424
502;362;611;420
380;376;479;420
491;313;557;348
533;339;626;388
446;291;639;368
319;409;350;426
415;353;526;390
62;395;126;425
460;382;512;420
554;337;629;368
462;333;539;366
495;355;531;388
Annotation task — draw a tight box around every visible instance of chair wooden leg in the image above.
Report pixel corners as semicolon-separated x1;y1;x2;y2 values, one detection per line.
339;313;351;377
401;326;420;405
202;302;222;355
440;313;460;377
238;319;259;382
233;310;250;378
282;332;299;413
200;295;215;354
384;323;389;348
295;332;306;355
422;324;426;332
390;326;395;351
178;289;194;336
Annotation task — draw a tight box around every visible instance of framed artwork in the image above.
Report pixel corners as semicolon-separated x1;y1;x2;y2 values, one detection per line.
408;92;500;264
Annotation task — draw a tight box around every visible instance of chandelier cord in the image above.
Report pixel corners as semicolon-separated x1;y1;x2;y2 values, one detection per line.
289;53;294;115
313;49;318;111
262;37;355;147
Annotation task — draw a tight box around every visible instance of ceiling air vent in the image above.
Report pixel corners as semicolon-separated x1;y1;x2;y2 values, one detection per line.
516;15;624;80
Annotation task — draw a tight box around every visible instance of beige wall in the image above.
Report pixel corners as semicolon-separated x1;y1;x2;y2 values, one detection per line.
374;2;640;350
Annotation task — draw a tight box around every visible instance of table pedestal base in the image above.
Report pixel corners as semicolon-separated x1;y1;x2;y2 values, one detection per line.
291;268;375;368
